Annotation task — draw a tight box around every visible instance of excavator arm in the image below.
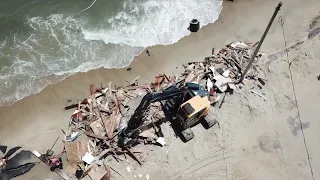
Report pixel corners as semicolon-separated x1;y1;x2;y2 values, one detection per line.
121;85;189;138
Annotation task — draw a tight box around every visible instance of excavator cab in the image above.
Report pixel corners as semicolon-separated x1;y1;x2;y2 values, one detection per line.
177;95;210;129
174;83;215;141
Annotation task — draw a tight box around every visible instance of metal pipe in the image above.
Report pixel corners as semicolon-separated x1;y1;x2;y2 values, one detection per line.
239;2;283;83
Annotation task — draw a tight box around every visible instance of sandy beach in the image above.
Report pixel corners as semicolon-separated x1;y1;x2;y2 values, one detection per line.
1;0;320;179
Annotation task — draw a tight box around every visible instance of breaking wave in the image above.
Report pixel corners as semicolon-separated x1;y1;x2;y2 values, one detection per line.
0;0;223;105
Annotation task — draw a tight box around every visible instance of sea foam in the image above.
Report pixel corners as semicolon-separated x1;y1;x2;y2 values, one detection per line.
0;0;222;105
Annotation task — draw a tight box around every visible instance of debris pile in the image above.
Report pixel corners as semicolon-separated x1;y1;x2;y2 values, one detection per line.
179;41;266;104
54;41;267;180
60;74;179;179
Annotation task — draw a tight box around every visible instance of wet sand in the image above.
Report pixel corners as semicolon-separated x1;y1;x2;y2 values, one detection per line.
1;0;320;179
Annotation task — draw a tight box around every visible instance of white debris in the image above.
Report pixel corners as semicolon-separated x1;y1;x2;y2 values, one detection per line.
156;137;166;146
215;77;233;92
222;70;230;77
228;82;237;90
186;64;195;70
209;66;215;74
82;152;95;164
127;167;131;173
206;78;213;91
66;131;80;142
101;87;109;94
32;150;41;158
230;42;249;49
213;75;222;81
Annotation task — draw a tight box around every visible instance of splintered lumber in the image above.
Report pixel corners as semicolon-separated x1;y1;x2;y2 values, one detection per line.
130;76;140;85
62;41;265;171
64;134;89;163
99;109;109;133
108;82;112;96
96;96;109;135
114;93;124;115
83;131;109;140
107;111;117;139
90;119;106;136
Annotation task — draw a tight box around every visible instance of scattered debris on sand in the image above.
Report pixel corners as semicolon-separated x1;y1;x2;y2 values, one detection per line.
29;41;267;180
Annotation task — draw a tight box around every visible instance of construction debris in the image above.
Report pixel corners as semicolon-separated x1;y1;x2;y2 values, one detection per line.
57;41;265;179
64;134;89;163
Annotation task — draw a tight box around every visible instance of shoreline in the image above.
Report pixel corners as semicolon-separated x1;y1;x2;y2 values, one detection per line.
1;0;320;179
0;1;224;107
0;0;315;145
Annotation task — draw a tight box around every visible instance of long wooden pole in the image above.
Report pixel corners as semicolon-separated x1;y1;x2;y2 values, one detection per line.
239;2;283;83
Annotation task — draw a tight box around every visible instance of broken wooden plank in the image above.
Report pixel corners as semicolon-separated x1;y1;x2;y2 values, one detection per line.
64;134;89;163
113;93;121;114
107;111;117;139
185;72;195;83
97;104;109;134
108;82;112;96
130;76;140;85
90;119;106;136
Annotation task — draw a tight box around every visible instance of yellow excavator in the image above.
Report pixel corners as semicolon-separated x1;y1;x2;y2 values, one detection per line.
120;81;216;145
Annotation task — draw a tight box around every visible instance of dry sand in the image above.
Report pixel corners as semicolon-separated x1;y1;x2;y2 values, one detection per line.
1;0;320;179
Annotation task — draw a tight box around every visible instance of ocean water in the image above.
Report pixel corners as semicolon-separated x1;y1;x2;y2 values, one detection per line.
0;0;223;105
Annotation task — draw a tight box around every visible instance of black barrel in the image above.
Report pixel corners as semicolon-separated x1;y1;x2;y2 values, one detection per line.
189;19;200;32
